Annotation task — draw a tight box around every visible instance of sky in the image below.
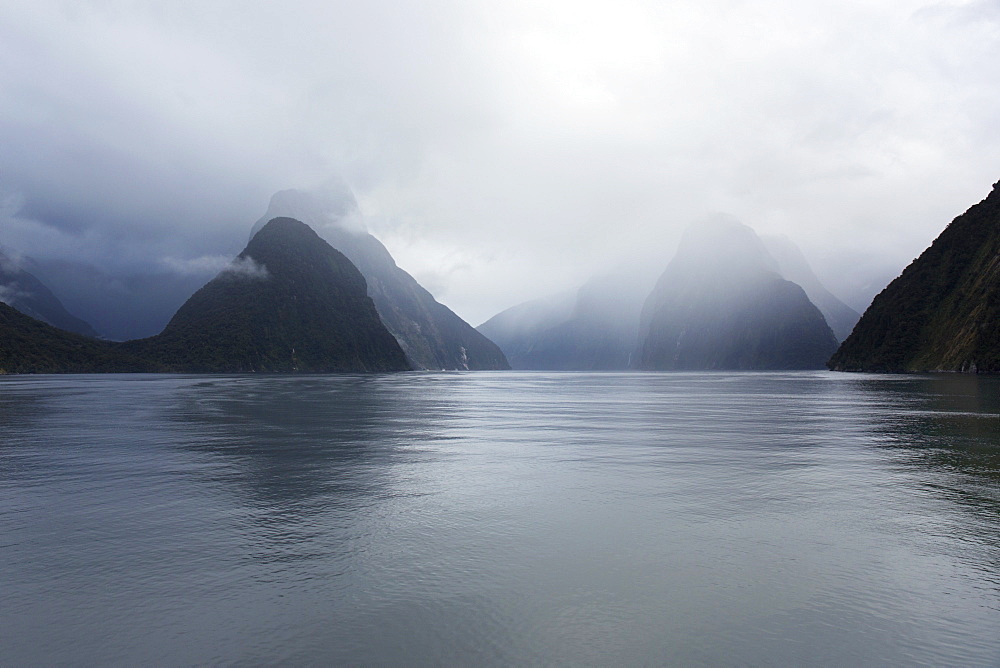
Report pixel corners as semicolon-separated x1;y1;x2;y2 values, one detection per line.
2;0;1000;325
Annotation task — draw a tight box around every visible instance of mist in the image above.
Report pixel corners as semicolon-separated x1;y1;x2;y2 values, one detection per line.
635;216;838;370
2;0;1000;325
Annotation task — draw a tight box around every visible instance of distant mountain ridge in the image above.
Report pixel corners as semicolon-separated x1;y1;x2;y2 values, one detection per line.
0;249;99;337
760;236;860;342
28;259;207;341
637;217;838;370
251;187;509;370
830;181;1000;373
479;222;844;371
478;268;659;370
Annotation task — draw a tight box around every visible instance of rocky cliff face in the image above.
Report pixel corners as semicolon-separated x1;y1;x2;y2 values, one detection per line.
636;217;838;370
829;181;1000;373
252;188;509;370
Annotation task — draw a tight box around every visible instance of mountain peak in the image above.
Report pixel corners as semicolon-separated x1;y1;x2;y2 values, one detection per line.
252;215;325;244
138;216;410;373
673;214;780;278
252;184;366;241
637;217;837;370
247;189;509;371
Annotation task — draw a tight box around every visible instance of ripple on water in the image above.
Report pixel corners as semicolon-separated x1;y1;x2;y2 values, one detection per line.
1;371;999;664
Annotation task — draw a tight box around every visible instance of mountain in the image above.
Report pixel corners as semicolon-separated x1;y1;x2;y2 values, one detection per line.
760;236;861;342
477;232;843;371
478;268;659;370
125;217;410;373
477;291;575;369
2;218;411;374
829;181;1000;373
29;258;208;341
251;187;509;370
0;302;159;373
0;249;99;337
636;217;838;370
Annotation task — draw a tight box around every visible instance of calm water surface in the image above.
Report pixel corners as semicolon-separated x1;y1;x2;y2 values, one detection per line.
2;371;999;665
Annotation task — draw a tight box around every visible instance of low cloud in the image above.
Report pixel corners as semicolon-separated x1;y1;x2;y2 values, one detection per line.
0;283;30;305
0;247;25;274
160;254;233;276
2;2;1000;324
161;253;269;280
221;255;270;280
316;210;367;237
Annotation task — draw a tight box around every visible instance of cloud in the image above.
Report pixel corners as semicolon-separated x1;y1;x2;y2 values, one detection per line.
0;283;30;306
160;253;268;280
159;255;232;276
1;1;1000;323
916;0;1000;24
221;256;270;280
0;249;25;274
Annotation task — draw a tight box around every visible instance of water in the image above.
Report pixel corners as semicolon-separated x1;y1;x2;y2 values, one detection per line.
2;371;999;665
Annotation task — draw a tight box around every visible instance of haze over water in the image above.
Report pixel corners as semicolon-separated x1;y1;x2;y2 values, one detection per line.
2;371;1000;665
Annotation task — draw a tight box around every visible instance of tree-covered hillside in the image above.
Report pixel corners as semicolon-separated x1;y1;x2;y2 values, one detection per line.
829;181;1000;373
2;218;411;374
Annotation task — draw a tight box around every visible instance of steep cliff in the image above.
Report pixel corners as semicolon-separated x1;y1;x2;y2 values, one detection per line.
126;217;410;373
252;188;508;370
830;181;1000;373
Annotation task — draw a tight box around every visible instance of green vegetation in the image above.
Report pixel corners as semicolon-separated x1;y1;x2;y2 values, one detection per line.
252;189;509;370
0;302;163;373
0;218;411;374
829;181;1000;373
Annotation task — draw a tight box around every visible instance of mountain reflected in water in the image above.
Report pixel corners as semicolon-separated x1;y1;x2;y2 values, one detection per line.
164;376;431;505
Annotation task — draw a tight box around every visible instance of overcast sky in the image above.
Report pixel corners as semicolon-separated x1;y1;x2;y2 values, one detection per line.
2;0;999;324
